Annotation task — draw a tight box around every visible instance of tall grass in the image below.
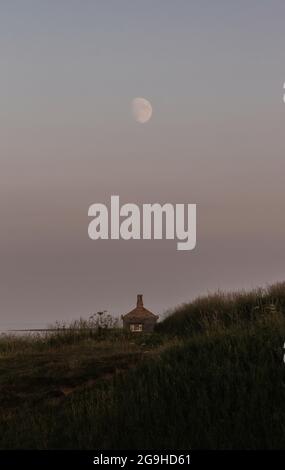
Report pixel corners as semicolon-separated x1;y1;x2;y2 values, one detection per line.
156;282;285;337
0;282;285;449
0;314;284;449
0;313;122;356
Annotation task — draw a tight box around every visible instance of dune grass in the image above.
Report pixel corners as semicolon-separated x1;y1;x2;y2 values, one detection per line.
156;282;285;337
0;282;284;449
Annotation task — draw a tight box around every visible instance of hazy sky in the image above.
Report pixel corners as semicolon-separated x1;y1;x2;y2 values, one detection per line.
0;1;285;330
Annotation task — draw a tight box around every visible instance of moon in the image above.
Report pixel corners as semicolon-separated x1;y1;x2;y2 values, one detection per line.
132;97;153;123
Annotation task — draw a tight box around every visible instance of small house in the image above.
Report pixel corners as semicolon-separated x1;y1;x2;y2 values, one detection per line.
121;295;158;333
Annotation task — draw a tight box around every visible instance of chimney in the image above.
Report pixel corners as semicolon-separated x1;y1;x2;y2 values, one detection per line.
137;294;143;307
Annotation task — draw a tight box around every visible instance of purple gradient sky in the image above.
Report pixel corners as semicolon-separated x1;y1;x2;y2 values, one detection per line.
0;1;285;330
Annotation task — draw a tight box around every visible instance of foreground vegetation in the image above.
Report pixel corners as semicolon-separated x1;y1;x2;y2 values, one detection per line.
0;283;285;449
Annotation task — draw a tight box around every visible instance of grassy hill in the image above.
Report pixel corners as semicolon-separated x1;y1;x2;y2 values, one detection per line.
0;283;285;449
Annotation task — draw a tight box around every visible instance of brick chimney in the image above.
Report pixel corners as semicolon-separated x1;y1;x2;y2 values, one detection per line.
137;294;143;307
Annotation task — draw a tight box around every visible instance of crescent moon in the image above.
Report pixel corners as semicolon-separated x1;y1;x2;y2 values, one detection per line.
132;97;153;124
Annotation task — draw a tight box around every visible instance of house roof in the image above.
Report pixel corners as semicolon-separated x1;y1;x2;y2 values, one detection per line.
122;295;158;321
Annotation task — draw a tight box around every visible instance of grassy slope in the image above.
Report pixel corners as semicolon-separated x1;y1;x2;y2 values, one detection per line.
0;283;285;449
0;337;144;413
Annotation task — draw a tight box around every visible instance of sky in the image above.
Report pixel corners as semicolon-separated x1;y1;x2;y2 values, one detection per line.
0;1;285;330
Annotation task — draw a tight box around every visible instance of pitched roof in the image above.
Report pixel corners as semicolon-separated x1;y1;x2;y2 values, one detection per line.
122;295;158;321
